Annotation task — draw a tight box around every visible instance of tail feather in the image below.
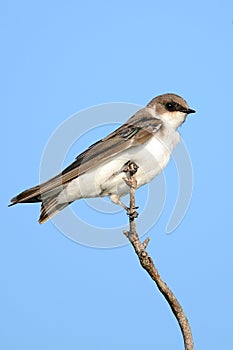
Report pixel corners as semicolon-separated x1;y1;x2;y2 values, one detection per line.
9;185;64;206
9;184;72;223
9;185;41;205
39;197;72;224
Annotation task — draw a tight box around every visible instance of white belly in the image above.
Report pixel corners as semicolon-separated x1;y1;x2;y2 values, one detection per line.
58;129;180;203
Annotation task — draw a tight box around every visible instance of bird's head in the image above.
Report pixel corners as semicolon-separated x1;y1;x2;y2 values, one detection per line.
147;93;195;129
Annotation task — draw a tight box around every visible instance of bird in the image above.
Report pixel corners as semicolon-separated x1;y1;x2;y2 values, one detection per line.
9;93;195;223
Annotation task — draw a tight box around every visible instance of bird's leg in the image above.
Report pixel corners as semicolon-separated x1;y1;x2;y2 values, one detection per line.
110;193;139;220
110;193;130;211
110;161;139;220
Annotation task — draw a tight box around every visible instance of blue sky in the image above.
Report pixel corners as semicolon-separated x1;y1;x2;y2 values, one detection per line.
2;1;233;349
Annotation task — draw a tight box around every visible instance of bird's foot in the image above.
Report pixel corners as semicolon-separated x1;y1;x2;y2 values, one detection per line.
122;161;139;189
126;206;139;220
123;161;139;176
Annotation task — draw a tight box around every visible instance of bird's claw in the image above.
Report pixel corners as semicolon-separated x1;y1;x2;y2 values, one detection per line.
123;161;139;176
126;207;139;220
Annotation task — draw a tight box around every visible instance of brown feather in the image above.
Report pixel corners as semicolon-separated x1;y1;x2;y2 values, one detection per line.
9;185;41;205
39;197;73;224
9;108;162;209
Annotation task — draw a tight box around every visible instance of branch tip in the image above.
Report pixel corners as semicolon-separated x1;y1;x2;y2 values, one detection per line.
142;237;150;248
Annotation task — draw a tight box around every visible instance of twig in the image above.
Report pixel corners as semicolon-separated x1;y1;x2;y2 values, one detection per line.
123;162;194;350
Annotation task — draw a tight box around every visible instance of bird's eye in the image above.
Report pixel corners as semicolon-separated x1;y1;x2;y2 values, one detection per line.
165;102;176;111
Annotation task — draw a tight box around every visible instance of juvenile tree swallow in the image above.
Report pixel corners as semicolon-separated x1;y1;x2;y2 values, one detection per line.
9;93;195;223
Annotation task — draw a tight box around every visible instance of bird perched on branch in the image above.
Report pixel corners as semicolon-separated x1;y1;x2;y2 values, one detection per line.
9;93;195;223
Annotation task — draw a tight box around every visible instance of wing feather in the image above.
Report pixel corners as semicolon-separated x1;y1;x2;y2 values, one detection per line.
10;109;162;205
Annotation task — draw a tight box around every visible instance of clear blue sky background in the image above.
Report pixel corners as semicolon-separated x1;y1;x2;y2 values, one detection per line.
2;1;233;349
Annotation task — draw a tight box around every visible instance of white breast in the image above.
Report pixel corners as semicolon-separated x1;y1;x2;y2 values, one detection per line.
57;126;180;203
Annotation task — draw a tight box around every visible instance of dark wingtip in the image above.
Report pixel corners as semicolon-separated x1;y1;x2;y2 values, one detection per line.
8;186;41;206
8;196;18;207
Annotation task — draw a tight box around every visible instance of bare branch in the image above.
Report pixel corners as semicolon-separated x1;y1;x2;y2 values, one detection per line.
123;161;194;350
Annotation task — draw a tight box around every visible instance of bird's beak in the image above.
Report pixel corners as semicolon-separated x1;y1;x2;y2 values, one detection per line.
183;108;196;114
